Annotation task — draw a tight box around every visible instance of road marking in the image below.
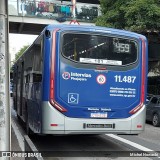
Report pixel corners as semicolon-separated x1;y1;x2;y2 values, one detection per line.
11;120;24;151
106;134;160;158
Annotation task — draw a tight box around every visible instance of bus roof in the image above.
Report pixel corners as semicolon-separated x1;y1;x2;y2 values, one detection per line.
45;24;146;39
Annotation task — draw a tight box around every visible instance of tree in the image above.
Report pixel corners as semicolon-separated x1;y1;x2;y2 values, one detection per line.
96;0;126;29
14;45;29;62
96;0;160;32
10;45;29;72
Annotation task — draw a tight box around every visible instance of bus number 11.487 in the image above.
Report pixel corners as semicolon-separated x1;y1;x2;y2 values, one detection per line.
114;75;136;83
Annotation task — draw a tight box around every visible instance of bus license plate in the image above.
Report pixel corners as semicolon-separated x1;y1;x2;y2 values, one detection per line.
90;113;107;118
86;124;113;128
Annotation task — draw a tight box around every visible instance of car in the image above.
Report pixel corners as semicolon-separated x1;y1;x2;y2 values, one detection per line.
146;95;160;127
146;94;153;104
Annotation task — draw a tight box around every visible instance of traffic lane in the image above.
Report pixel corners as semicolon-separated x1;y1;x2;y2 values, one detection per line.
31;134;131;151
119;123;160;152
12;107;130;154
30;124;160;153
31;134;130;158
11;107;131;155
140;123;160;145
10;99;154;160
30;134;152;160
11;108;152;159
15;101;135;155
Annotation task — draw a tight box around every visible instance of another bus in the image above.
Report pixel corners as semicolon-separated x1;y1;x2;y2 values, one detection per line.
12;25;148;135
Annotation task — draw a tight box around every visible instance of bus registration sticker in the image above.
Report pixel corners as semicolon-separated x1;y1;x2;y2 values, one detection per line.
91;112;107;118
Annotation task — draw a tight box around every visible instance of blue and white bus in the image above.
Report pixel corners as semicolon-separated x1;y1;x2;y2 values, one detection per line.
13;25;148;135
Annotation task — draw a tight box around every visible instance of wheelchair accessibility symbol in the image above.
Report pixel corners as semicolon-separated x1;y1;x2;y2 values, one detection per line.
68;93;79;104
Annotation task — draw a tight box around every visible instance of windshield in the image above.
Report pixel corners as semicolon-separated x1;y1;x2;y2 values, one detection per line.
62;33;138;65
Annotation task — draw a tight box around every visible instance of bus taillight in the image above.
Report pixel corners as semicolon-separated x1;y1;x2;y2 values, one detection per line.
129;103;143;114
50;29;67;112
129;38;146;115
50;100;67;112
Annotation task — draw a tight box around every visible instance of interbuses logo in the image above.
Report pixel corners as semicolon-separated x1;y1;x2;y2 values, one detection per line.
62;72;70;80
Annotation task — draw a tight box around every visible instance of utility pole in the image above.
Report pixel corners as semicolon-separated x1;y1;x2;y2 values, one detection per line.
72;0;76;19
70;0;80;25
0;0;10;158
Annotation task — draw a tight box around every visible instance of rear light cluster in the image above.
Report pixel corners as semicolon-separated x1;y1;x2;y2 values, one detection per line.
50;124;58;127
50;29;67;112
137;125;142;128
129;103;144;114
50;100;67;112
129;38;146;115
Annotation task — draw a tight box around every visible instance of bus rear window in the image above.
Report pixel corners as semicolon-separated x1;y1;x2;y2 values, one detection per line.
62;33;138;65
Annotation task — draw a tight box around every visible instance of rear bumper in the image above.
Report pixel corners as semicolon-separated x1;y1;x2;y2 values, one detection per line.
42;102;146;135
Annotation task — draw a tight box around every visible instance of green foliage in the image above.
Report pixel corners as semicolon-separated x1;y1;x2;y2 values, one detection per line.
96;0;160;32
10;45;29;72
14;45;29;62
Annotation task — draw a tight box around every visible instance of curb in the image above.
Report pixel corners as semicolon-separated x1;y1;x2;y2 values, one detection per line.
24;135;44;160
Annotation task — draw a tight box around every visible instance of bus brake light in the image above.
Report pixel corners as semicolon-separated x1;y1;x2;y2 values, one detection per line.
50;100;67;112
129;103;143;114
130;38;146;115
50;29;67;113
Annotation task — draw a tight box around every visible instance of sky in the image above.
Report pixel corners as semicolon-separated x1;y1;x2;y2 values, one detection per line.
9;34;38;61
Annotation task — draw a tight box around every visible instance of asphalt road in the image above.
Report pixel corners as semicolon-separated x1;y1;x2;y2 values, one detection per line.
119;122;160;152
11;105;160;160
